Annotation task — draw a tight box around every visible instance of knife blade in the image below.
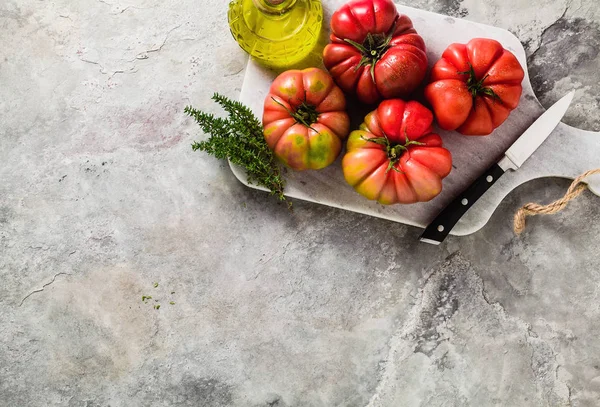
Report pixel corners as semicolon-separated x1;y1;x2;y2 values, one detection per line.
420;91;575;245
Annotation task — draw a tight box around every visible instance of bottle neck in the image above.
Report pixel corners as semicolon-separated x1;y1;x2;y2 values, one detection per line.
252;0;297;15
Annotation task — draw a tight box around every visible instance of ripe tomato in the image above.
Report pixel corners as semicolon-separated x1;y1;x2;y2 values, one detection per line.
342;99;452;204
323;0;428;105
424;38;525;136
263;68;350;171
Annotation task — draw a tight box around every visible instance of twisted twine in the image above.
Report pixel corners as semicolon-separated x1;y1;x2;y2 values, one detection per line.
514;168;600;235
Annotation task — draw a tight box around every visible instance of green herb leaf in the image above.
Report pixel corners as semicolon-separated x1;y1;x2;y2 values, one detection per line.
185;94;290;208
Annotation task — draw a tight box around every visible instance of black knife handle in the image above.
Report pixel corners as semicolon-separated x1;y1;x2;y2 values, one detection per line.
420;163;505;245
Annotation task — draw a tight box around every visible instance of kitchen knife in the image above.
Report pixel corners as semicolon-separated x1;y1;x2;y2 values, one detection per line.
420;91;575;245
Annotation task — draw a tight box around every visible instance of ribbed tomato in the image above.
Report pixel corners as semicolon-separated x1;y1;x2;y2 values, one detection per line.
424;38;525;135
263;68;350;171
323;0;428;105
342;99;452;204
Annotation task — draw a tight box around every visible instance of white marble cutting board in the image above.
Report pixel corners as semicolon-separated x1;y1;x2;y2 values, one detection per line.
231;3;600;236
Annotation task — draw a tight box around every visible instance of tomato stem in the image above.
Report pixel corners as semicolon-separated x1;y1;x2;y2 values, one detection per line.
457;62;503;107
361;133;424;174
344;18;398;83
271;97;320;132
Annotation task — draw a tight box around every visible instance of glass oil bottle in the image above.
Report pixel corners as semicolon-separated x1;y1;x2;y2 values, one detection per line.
228;0;324;69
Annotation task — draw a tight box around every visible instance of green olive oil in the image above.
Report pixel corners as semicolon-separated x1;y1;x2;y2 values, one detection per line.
228;0;323;69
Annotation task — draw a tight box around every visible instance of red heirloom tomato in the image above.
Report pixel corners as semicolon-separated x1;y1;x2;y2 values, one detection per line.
263;68;350;171
424;38;525;136
342;99;452;204
323;0;428;105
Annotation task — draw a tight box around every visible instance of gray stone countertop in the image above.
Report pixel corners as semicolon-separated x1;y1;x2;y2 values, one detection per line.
1;0;599;406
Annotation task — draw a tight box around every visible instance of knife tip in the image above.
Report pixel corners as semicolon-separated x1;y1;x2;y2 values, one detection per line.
564;90;576;104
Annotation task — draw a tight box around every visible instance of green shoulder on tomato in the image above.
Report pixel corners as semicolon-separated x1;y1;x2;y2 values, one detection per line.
342;99;452;204
263;68;350;171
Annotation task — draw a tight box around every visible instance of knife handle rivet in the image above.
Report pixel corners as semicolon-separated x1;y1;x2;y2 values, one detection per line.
437;225;445;232
461;198;469;206
486;175;494;183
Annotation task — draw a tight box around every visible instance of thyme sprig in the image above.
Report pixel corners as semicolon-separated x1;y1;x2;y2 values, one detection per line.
185;94;289;208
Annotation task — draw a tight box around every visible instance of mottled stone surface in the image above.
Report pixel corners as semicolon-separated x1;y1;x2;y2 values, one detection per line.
1;0;600;406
